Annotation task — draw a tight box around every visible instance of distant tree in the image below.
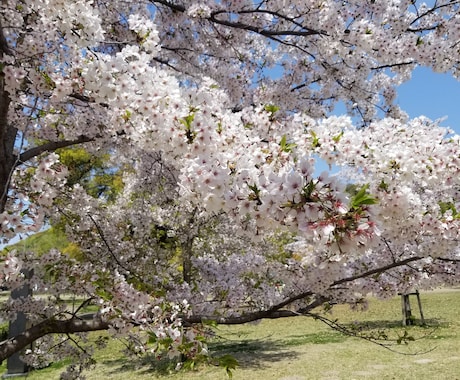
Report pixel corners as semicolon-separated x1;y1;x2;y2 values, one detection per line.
58;146;124;202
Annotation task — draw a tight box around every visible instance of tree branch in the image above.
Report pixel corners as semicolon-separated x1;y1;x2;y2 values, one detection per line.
310;312;437;355
209;11;321;38
151;1;322;38
18;135;95;165
331;256;422;287
0;255;427;360
184;292;326;325
0;19;12;57
0;316;109;363
151;0;186;13
184;309;300;325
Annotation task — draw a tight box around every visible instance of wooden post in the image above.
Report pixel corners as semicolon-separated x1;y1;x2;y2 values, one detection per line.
399;291;425;326
401;294;413;326
3;270;31;378
415;290;426;326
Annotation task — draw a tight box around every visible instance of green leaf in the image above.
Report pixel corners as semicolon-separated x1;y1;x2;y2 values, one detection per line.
439;201;458;217
180;113;197;143
216;121;223;134
148;332;158;344
389;159;400;170
180;113;195;130
310;131;320;148
121;109;132;122
40;71;56;89
248;183;259;194
264;104;280;114
279;135;297;153
217;354;239;378
350;184;378;209
378;179;388;192
301;180;317;202
332;131;344;143
264;104;280;121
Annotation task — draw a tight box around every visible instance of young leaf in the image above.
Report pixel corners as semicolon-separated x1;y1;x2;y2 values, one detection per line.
310;130;320;148
217;355;239;379
279;135;297;153
351;184;378;209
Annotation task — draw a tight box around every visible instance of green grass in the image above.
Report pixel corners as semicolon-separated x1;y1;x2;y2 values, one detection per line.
3;290;460;379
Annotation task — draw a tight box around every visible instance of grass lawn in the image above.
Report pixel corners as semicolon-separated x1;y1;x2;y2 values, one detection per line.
2;290;460;379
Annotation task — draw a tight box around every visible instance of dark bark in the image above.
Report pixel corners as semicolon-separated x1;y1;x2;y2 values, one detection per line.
184;293;325;325
0;316;109;363
18;135;95;164
331;256;422;287
0;18;14;212
182;239;193;284
0;84;14;213
0;292;321;361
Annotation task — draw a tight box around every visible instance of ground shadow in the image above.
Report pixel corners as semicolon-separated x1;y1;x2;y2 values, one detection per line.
279;330;347;347
101;328;355;376
101;329;350;375
100;318;450;376
101;337;302;376
342;317;449;331
209;337;301;368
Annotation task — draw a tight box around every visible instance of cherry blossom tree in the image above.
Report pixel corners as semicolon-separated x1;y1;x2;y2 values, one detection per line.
1;0;460;377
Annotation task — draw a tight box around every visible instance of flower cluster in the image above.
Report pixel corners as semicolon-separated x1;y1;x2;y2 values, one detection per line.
187;3;213;19
0;154;68;242
128;14;161;54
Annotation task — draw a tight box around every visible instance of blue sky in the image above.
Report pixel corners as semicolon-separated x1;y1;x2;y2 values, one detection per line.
313;66;460;176
397;67;460;131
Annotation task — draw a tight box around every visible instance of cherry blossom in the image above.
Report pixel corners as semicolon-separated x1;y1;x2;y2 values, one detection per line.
1;0;460;377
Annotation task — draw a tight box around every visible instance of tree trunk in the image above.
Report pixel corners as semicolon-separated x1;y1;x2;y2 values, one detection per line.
0;21;16;214
182;239;193;284
0;92;15;214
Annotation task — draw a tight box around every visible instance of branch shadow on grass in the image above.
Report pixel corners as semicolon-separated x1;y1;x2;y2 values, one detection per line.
99;319;450;376
341;318;450;331
335;318;457;346
209;337;301;368
100;330;346;376
101;338;300;376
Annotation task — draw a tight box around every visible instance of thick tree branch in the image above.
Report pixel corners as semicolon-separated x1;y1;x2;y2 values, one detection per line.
0;316;109;363
0;19;13;212
435;257;460;263
151;0;186;13
185;309;300;325
18;135;95;166
183;255;440;326
0;19;11;57
184;292;327;325
151;1;322;38
209;11;320;38
332;256;422;287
